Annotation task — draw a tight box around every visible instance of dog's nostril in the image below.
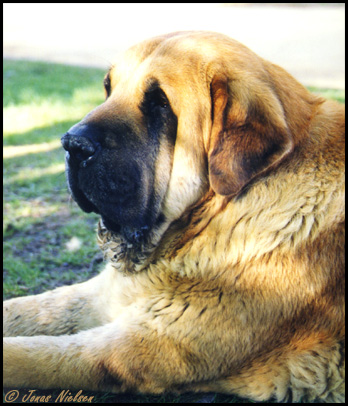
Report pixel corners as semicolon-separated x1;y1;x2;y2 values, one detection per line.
61;133;99;166
62;133;95;156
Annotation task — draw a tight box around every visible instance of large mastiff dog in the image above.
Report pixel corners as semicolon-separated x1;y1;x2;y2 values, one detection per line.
3;32;345;402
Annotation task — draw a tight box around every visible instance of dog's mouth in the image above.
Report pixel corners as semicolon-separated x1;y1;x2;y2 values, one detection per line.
70;185;152;245
72;190;152;244
100;215;150;244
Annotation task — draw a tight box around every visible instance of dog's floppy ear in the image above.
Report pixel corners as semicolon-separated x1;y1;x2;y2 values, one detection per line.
208;74;294;196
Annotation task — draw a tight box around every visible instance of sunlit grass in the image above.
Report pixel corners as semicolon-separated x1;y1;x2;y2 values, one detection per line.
3;59;104;296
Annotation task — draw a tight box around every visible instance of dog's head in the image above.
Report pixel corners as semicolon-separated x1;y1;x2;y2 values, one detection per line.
62;31;317;246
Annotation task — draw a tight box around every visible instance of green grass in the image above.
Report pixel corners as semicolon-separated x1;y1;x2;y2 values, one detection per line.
4;60;104;299
3;59;344;403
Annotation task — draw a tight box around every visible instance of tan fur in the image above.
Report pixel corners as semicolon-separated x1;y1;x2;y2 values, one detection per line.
3;31;345;402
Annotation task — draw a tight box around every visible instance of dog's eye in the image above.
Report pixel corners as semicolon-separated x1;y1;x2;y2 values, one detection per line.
147;88;169;110
104;76;111;98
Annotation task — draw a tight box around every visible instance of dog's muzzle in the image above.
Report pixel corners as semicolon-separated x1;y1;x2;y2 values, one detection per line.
60;121;153;242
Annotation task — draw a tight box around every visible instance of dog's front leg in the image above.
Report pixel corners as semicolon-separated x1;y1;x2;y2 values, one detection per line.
3;333;105;391
3;265;121;337
3;318;201;393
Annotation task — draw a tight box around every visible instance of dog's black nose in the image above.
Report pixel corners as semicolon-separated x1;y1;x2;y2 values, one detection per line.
61;124;100;167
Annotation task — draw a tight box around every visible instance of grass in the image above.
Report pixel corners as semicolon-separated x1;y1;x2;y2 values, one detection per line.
3;60;104;298
3;59;344;403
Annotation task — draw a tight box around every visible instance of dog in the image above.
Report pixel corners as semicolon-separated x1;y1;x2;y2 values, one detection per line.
3;31;345;403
